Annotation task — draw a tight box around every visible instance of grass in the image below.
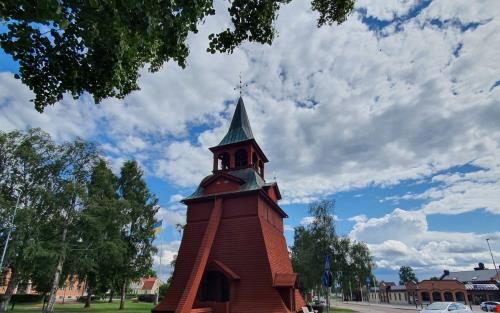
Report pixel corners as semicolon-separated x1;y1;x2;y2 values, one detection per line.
9;301;356;313
10;300;154;313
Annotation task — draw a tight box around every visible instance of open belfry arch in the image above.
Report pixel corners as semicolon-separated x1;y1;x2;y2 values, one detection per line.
153;97;305;313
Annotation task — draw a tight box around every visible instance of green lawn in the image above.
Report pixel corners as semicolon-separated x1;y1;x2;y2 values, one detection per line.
9;301;355;313
10;301;154;313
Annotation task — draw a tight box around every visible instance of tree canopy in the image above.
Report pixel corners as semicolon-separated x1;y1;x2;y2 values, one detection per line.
0;0;355;112
399;266;418;285
0;129;159;313
290;200;374;302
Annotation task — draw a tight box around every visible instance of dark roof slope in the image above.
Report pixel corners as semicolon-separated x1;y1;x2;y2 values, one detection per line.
442;269;499;282
217;97;254;147
184;168;266;201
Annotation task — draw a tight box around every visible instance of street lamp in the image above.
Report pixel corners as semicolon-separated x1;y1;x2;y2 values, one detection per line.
486;239;499;280
0;194;21;270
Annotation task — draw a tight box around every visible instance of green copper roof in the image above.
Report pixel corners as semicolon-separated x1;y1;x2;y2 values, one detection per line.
217;97;254;147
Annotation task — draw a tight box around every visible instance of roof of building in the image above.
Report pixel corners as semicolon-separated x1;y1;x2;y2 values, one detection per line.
390;285;407;291
381;281;396;286
185;168;264;199
183;168;286;217
465;283;499;291
442;269;499;282
142;278;157;290
217;97;254;147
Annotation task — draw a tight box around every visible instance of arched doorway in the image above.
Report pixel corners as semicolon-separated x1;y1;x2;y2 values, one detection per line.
444;291;453;301
421;292;430;304
455;292;465;303
197;271;230;302
432;291;442;302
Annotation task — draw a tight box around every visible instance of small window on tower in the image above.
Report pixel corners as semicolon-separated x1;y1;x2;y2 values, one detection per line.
218;152;230;170
258;160;264;176
235;149;248;167
252;152;258;167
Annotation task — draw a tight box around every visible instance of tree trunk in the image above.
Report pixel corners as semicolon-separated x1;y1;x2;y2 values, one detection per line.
44;225;68;313
84;285;93;308
119;280;127;310
0;269;18;312
108;290;114;303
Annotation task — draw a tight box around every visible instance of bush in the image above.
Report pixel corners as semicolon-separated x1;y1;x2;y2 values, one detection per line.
137;294;157;303
11;294;44;303
76;295;100;302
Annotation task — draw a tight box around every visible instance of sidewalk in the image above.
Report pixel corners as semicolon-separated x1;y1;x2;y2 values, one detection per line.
334;301;481;312
337;301;420;311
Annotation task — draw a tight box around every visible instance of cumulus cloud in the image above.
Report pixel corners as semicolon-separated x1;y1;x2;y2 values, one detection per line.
382;156;500;215
153;241;181;280
1;0;499;208
348;214;368;223
350;208;500;275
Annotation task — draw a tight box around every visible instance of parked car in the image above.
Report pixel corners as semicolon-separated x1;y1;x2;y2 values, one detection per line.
420;302;472;313
480;301;500;312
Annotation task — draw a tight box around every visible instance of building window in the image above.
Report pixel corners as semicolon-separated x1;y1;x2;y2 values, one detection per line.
399;293;401;301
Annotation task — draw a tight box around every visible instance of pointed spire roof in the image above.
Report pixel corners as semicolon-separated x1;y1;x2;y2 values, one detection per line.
217;97;254;146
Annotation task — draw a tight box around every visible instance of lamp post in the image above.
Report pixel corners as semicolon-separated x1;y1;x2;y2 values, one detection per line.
0;194;21;270
486;239;499;279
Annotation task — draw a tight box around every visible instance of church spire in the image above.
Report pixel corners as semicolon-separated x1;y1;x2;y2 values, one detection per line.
217;97;254;147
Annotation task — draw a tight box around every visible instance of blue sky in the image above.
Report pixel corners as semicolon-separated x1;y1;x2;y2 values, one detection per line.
1;0;499;283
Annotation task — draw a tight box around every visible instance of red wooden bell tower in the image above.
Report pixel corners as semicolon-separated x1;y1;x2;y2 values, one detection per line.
153;97;305;313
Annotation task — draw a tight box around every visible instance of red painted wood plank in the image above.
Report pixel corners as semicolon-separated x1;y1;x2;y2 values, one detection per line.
176;198;223;313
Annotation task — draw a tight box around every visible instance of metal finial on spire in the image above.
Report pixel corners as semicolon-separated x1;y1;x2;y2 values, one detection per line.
234;73;248;96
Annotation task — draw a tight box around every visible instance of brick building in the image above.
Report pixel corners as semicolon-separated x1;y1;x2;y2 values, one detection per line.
1;268;86;303
367;264;500;306
130;277;164;295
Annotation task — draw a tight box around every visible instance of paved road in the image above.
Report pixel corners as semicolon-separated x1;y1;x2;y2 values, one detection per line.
332;302;482;313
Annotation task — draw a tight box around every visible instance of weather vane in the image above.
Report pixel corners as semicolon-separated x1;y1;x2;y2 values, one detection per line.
234;73;248;96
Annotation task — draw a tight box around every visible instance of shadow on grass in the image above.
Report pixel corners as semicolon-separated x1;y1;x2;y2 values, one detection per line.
10;301;154;313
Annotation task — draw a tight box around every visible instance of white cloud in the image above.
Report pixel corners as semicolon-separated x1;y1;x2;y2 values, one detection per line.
1;0;499;208
157;207;186;228
154;141;211;187
348;214;368;223
350;208;500;275
300;214;339;226
356;0;420;21
153;241;181;280
0;73;100;141
300;216;315;226
382;156;500;215
284;225;295;232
